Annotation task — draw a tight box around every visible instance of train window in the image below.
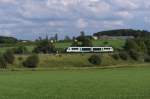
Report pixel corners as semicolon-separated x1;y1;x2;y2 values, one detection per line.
93;48;101;51
82;48;91;51
104;48;110;50
72;48;78;50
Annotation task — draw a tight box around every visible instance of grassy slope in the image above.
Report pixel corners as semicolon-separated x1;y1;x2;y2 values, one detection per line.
0;67;150;99
13;54;140;69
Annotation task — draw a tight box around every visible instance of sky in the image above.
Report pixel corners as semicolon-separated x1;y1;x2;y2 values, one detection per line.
0;0;150;40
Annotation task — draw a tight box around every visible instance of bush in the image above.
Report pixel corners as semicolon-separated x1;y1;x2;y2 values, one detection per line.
18;56;23;61
13;46;29;54
88;54;101;65
33;39;55;54
23;54;39;68
55;48;66;53
129;50;140;60
148;51;150;56
144;56;150;62
112;53;120;60
124;39;140;52
3;50;15;64
119;52;128;60
0;55;7;68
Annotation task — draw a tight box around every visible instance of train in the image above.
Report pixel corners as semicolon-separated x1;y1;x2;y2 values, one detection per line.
66;47;114;53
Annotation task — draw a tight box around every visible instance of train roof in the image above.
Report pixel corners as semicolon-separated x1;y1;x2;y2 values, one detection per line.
69;47;112;48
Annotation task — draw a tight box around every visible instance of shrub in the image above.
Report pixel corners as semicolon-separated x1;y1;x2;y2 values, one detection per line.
88;54;101;65
144;56;150;62
13;46;29;54
112;53;120;60
23;54;39;68
119;51;128;60
18;56;23;61
148;51;150;56
33;39;55;54
0;55;7;68
129;50;140;60
55;48;66;53
124;39;140;52
3;50;15;64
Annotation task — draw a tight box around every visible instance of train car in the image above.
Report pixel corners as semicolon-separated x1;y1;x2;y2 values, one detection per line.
66;47;114;53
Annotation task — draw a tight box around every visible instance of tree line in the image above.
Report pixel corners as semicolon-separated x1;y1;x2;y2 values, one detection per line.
0;36;18;44
93;29;150;38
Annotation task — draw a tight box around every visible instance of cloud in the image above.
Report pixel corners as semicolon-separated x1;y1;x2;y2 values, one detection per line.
0;0;149;39
76;18;88;29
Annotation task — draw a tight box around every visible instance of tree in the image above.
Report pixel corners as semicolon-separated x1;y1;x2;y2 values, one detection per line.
71;39;79;47
0;55;7;68
144;39;150;55
0;36;18;44
129;50;140;61
72;31;93;47
82;38;93;47
23;54;39;68
112;53;120;60
93;29;150;38
13;46;28;54
54;33;58;41
124;39;140;52
64;35;71;41
135;38;147;53
33;37;55;54
88;54;102;65
3;50;15;64
119;51;128;60
144;55;150;63
77;31;85;41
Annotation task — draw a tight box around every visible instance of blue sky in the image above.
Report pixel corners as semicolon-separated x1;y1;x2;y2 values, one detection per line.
0;0;150;40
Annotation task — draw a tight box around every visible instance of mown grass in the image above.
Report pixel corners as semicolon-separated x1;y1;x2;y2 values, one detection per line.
0;66;150;99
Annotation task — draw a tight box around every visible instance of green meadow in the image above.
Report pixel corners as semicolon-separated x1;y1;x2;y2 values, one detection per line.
0;39;125;53
0;38;149;99
0;66;150;99
55;39;125;49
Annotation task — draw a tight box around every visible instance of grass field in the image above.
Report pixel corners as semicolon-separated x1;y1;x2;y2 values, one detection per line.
0;39;125;53
93;39;125;49
0;66;150;99
55;39;125;49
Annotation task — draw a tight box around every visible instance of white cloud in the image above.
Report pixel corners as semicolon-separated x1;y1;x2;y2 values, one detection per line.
76;18;88;29
0;30;13;36
144;17;150;23
0;0;17;4
112;0;140;10
0;0;149;39
116;11;133;19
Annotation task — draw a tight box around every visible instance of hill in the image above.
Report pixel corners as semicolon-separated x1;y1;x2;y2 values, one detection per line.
0;36;18;44
93;29;150;37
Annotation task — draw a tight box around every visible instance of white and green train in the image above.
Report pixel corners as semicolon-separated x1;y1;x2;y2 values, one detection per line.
66;47;114;53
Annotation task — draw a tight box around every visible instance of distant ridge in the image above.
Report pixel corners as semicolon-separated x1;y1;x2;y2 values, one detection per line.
0;36;18;44
93;29;150;37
